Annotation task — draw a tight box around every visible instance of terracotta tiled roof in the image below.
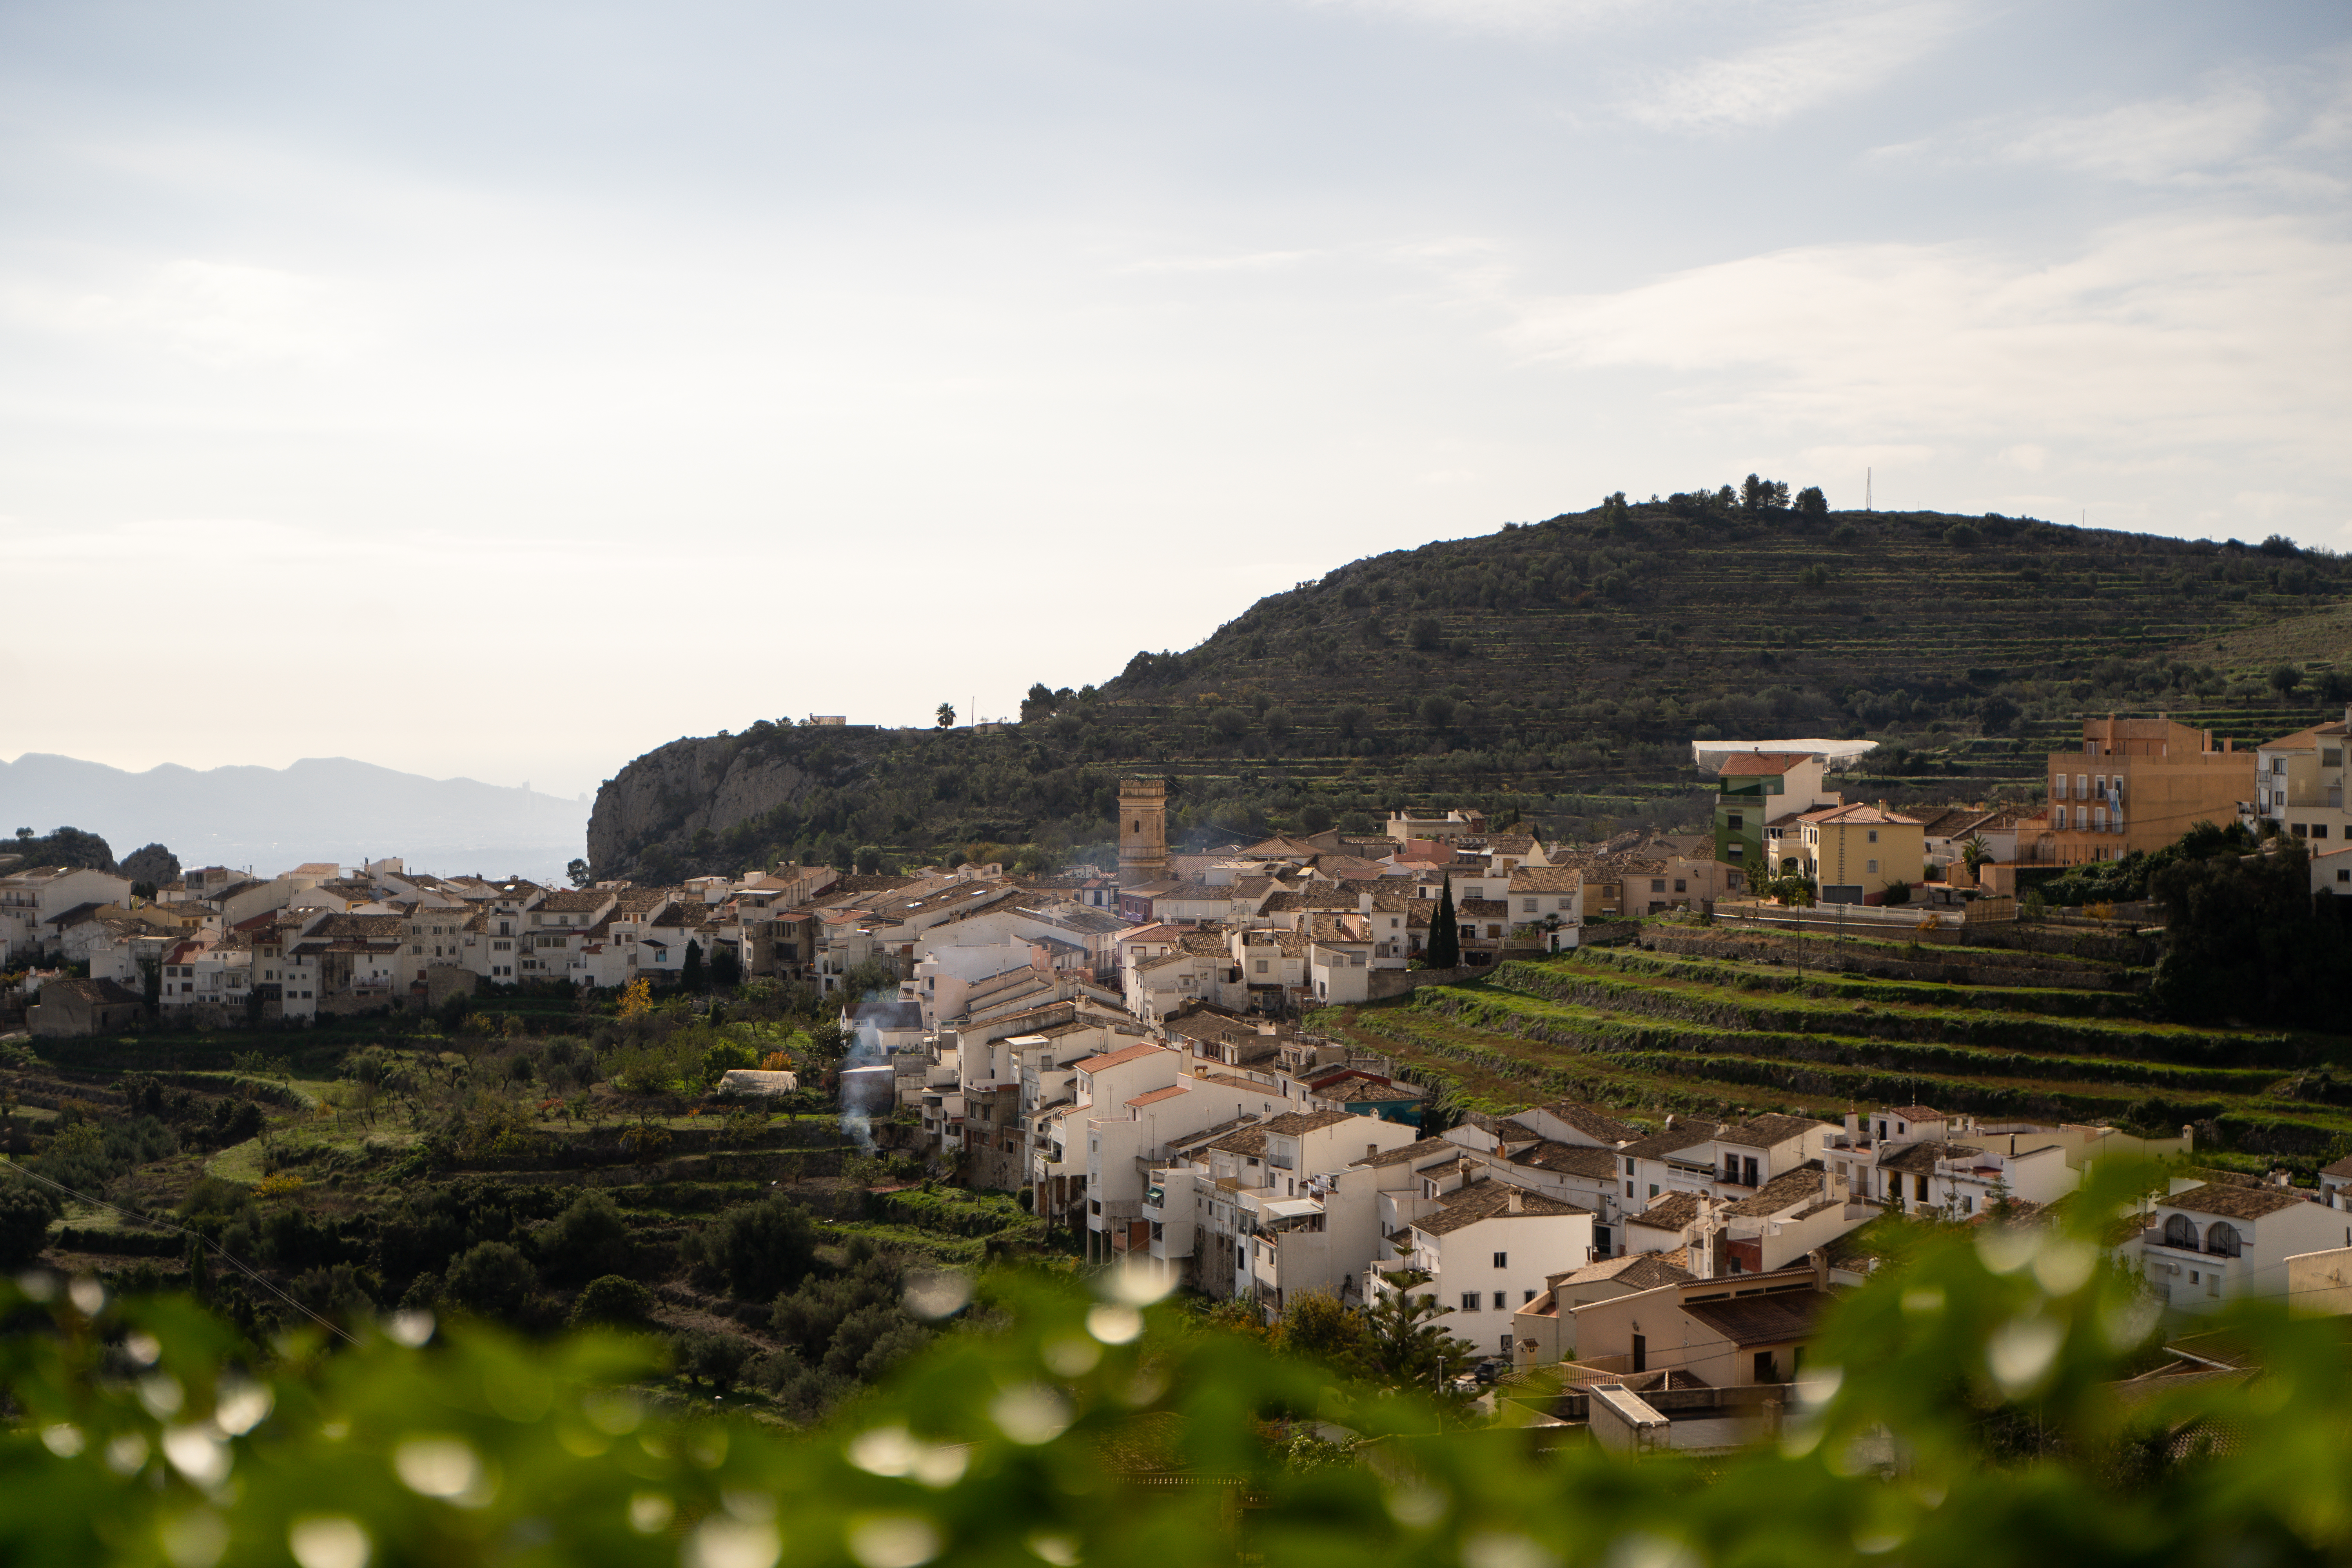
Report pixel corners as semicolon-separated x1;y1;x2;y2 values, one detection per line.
1630;1191;1702;1230
1414;1180;1587;1235
1681;1289;1834;1347
2162;1182;2312;1220
1718;1114;1828;1149
1717;752;1813;776
1721;1161;1831;1217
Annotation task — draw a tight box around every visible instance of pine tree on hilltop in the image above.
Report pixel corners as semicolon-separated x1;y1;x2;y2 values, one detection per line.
1425;876;1460;969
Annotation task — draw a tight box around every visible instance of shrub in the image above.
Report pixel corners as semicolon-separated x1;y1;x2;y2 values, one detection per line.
535;1191;635;1285
570;1274;654;1328
443;1241;537;1318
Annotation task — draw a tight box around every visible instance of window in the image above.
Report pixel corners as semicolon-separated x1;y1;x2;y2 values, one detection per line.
1648;1183;1659;1199
1624;1158;1635;1175
1522;899;1537;913
1492;1251;1508;1269
1754;1351;1777;1383
1524;1290;1536;1303
2053;775;2069;799
1674;879;1686;893
1631;1334;1647;1373
1650;878;1666;893
1867;829;1878;844
1866;860;1878;875
1460;1293;1481;1312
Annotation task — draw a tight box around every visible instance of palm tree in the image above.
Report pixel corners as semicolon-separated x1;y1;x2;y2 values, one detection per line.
936;702;956;728
1959;833;1992;881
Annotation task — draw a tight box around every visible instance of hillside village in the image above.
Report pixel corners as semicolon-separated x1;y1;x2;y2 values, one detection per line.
6;703;2350;1425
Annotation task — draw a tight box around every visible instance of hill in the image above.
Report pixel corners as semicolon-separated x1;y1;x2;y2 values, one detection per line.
0;754;591;884
587;498;2352;880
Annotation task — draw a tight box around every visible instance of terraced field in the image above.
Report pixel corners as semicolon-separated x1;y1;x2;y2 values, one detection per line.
1311;926;2352;1174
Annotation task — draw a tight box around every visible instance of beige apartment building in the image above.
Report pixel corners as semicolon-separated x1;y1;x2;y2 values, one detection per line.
1794;802;1924;905
2024;717;2254;866
2246;707;2352;849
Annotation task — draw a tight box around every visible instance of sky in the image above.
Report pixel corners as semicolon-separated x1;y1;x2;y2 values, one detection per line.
3;0;2347;799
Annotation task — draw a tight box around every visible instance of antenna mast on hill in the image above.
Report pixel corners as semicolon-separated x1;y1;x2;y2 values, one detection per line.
1866;467;1872;512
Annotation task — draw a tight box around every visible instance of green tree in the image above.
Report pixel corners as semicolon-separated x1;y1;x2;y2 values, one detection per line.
1408;615;1443;650
0;1178;59;1268
1959;834;1993;879
2151;834;2350;1026
1740;473;1790;514
674;1330;754;1394
1207;707;1250;740
443;1241;537;1318
568;1273;653;1328
1361;1287;1478;1392
2269;663;2305;699
935;701;955;728
1275;1289;1370;1375
681;939;704;990
566;858;592;888
535;1192;634;1286
702;1196;820;1301
1418;694;1456;731
1795;484;1828;519
1425;877;1460;967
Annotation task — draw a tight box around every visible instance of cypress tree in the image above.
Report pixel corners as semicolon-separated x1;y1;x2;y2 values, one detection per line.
1425;876;1460;969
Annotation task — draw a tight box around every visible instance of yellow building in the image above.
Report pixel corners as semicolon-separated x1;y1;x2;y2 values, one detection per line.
1796;802;1925;905
2024;716;2253;866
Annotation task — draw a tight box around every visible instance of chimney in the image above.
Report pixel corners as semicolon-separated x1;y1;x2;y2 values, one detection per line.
1506;1188;1523;1214
1367;1143;1378;1160
2183;1123;2196;1150
1844;1111;1859;1140
1664;1113;1679;1131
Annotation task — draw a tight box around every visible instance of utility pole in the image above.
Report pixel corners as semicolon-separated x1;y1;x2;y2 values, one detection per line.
1866;467;1872;513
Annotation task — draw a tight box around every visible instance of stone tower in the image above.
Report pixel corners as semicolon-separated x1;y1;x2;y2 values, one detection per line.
1118;777;1169;887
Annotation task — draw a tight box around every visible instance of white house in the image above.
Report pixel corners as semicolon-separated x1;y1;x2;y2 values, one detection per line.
2134;1180;2352;1314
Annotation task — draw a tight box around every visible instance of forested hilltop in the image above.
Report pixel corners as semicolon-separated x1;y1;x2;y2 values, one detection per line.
589;493;2351;881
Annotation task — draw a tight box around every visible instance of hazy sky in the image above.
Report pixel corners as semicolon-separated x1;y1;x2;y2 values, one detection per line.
5;0;2347;797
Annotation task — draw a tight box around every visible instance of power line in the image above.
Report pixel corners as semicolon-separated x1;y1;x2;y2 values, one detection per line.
1;1161;361;1347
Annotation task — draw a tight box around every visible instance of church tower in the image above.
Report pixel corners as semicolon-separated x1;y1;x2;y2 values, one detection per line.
1118;777;1169;887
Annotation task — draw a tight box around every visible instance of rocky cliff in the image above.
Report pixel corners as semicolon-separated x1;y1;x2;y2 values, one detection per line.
587;729;837;879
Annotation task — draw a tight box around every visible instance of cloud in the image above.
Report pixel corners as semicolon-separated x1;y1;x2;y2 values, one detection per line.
1299;0;1646;38
1884;59;2352;195
1501;213;2352;468
4;260;380;365
1995;79;2273;185
1625;2;1961;134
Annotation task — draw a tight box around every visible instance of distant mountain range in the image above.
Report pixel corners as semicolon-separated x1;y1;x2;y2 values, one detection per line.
0;754;589;885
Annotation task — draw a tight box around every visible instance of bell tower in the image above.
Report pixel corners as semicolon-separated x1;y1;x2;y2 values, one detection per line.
1118;777;1169;887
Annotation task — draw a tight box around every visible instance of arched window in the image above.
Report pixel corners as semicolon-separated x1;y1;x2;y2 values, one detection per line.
2205;1221;2242;1258
2163;1213;2197;1249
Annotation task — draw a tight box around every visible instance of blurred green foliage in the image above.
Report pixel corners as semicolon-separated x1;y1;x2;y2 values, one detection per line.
3;1160;2350;1566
